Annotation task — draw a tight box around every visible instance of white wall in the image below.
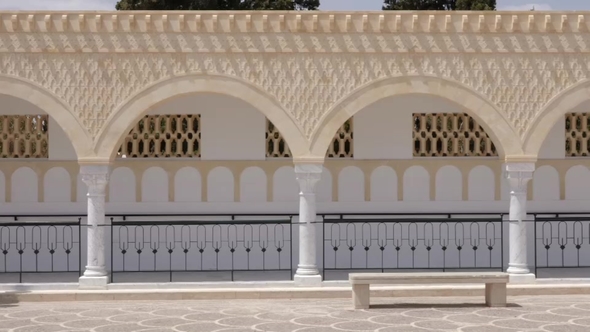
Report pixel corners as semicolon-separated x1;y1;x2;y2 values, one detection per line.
147;94;266;161
354;95;465;160
538;116;566;159
354;97;413;159
174;167;202;202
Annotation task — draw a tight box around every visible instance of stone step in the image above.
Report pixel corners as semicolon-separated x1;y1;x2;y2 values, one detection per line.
2;283;590;303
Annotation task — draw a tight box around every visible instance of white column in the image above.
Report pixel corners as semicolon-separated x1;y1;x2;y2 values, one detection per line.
79;164;110;289
504;162;535;283
294;163;322;286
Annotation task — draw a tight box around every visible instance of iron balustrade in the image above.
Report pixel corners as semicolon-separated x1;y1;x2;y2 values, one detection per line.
534;214;590;275
322;214;504;279
110;216;294;282
3;212;590;283
0;218;82;283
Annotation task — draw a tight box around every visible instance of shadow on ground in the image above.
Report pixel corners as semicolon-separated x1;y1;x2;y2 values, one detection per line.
0;293;21;308
370;302;522;309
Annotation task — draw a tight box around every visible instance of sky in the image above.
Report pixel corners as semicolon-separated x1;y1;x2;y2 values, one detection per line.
0;0;589;11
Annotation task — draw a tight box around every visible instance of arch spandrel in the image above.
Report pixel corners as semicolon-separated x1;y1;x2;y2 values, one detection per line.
310;76;523;159
0;75;92;159
95;74;310;160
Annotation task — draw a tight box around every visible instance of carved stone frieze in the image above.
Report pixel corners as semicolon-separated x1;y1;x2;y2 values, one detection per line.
2;52;588;141
1;11;589;155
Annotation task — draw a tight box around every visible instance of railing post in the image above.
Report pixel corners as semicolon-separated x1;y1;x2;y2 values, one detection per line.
294;162;323;287
79;163;110;289
504;160;536;283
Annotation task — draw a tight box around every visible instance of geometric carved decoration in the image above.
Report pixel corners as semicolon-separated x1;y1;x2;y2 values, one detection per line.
413;113;497;157
566;113;590;157
118;114;201;158
266;118;354;158
0;115;48;158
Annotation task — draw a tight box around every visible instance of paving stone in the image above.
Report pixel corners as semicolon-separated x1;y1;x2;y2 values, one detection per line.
93;323;146;332
253;321;304;332
11;325;64;332
4;295;590;331
109;313;157;323
175;321;225;332
140;317;192;327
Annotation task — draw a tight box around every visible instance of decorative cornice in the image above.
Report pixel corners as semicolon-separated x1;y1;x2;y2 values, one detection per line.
1;11;588;34
1;11;589;54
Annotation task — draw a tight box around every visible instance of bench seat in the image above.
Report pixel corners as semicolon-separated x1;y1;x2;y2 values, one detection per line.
349;272;509;309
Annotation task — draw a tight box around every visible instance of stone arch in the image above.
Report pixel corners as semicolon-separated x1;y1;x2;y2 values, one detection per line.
0;75;92;158
95;74;309;160
311;76;521;158
524;80;590;155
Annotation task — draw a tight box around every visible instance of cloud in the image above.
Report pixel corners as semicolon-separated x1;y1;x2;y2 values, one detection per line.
499;3;552;11
0;0;116;10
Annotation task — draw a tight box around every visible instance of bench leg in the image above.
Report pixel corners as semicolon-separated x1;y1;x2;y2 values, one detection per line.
352;284;370;309
485;283;507;307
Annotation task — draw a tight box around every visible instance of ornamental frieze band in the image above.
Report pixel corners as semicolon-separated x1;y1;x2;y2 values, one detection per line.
0;11;589;160
1;12;590;53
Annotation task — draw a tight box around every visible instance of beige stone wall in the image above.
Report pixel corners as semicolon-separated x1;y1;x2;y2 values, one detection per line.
0;12;589;162
0;159;588;204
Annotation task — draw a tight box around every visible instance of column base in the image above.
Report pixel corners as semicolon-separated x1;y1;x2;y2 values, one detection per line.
508;273;536;284
79;275;109;290
294;274;322;287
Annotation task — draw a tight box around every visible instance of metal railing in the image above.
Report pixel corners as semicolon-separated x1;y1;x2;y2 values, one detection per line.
0;217;83;283
534;214;590;275
1;212;590;283
109;215;294;282
321;214;504;280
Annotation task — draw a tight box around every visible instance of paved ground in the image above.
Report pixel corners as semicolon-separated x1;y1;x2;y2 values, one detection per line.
1;295;590;331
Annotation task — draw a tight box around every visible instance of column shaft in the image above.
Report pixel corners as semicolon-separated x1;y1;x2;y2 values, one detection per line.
504;162;535;283
294;163;322;286
79;164;110;289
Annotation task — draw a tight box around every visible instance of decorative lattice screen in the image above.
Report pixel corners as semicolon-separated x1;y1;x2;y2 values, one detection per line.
413;113;497;157
327;119;354;158
266;119;354;158
0;115;48;158
118;114;201;158
566;113;590;157
266;120;291;158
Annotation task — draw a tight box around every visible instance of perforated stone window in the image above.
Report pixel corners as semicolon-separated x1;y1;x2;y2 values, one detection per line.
266;120;291;158
413;113;497;157
327;119;354;158
266;119;354;158
118;114;201;158
566;113;590;157
0;115;48;158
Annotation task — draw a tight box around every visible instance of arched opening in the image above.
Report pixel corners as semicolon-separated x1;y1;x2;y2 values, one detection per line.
525;80;590;156
0;75;91;159
95;74;308;160
311;76;521;158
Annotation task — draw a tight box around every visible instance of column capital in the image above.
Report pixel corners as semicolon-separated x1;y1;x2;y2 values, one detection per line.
294;163;322;194
80;164;110;195
504;162;534;193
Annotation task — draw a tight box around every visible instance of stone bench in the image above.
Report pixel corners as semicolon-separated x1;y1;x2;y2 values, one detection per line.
349;272;509;309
